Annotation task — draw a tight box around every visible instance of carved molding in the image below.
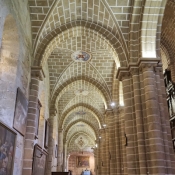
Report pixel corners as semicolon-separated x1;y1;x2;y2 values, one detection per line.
116;67;131;81
130;67;139;76
50;108;57;116
31;66;45;80
104;109;114;117
154;66;163;73
116;59;161;79
139;63;156;72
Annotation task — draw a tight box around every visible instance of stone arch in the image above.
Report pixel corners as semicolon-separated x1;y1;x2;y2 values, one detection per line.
55;78;109;107
160;0;175;62
160;44;170;72
141;0;167;58
66;123;96;142
67;132;95;150
62;109;100;131
58;103;103;129
63;119;98;141
51;75;112;110
42;26;121;67
0;14;20;126
33;21;128;67
128;0;143;62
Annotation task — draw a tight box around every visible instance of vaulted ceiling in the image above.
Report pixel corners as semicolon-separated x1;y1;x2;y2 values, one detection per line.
161;0;175;66
28;0;167;154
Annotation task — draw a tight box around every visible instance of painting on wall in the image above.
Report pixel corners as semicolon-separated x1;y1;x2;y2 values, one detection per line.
35;100;42;137
13;88;28;136
0;122;16;175
71;50;91;62
32;145;47;175
44;120;49;148
77;156;89;167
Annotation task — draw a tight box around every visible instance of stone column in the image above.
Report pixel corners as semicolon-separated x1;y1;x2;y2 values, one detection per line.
118;70;137;175
105;123;109;175
118;107;127;175
93;147;97;175
140;62;168;174
96;139;101;175
98;128;107;175
22;67;45;175
45;109;57;175
114;108;122;175
63;141;67;172
130;67;147;174
105;109;116;175
66;155;69;171
57;129;63;171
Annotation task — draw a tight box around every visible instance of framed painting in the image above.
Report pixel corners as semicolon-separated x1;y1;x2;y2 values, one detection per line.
35;100;42;138
44;120;49;148
32;145;47;175
77;156;89;167
0;121;16;175
13;88;28;136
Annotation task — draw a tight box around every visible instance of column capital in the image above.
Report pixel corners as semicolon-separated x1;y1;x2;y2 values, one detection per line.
104;109;114;117
116;67;130;81
130;67;139;76
138;58;160;72
116;59;161;80
154;65;163;73
31;66;45;80
50;108;57;116
58;128;63;133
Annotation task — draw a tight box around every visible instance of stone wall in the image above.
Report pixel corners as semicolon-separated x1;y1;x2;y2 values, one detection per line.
0;0;32;175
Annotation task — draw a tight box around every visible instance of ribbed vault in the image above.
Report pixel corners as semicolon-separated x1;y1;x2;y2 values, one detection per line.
66;122;96;142
62;106;101;130
64;120;98;140
67;132;95;154
161;0;175;62
43;26;121;67
59;103;103;129
28;0;168;156
31;0;129;65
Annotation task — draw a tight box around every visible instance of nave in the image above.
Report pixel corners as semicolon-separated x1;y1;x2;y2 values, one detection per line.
0;0;175;175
